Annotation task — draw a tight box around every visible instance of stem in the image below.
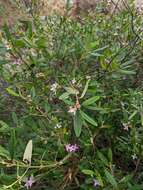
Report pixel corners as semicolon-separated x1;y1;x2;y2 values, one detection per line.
0;154;71;169
4;167;29;189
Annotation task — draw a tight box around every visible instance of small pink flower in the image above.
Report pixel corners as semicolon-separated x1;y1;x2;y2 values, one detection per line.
68;101;80;115
93;179;100;187
68;106;77;115
65;144;79;153
122;123;129;131
13;59;22;65
25;177;34;189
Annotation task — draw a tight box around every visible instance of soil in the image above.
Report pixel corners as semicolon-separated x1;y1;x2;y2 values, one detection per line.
0;0;26;27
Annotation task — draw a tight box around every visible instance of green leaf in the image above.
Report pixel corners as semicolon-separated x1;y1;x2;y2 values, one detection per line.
82;169;94;176
118;69;136;75
62;99;74;105
89;42;98;49
9;129;17;160
108;148;113;163
119;174;133;184
80;79;91;99
94;170;104;187
3;24;12;41
97;151;109;166
80;110;97;126
27;21;33;39
44;103;51;112
0;146;10;159
0;121;10;133
93;45;109;52
6;88;19;97
65;87;79;95
13;39;26;48
104;170;118;189
129;111;138;120
82;96;100;106
90;52;103;57
35;37;47;48
30;86;36;98
141;112;143;126
126;185;142;190
74;111;83;137
12;112;18;126
59;92;69;100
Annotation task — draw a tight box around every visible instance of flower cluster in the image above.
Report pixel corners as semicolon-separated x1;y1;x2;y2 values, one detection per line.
68;100;81;115
3;40;12;50
50;82;58;94
25;177;34;189
54;123;62;129
13;58;23;66
65;144;79;153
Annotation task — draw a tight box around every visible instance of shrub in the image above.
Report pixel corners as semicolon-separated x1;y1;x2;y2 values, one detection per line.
0;7;143;190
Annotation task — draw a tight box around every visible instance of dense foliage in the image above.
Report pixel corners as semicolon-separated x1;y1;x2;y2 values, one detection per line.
0;4;143;190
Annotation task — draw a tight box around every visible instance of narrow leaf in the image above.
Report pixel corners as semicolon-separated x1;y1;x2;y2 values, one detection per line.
105;170;118;188
118;69;135;75
6;88;19;97
97;151;109;166
82;96;100;106
80;110;97;126
82;169;94;176
9;129;17;160
65;87;79;95
59;92;69;100
74;111;83;137
0;145;10;159
80;79;91;99
0;121;10;132
93;45;109;52
90;52;103;57
141;112;143;126
108;148;113;163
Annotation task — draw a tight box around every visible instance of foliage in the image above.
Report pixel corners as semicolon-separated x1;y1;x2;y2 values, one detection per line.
0;5;143;189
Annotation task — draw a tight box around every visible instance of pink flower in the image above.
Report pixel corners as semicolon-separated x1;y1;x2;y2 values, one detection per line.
13;58;22;65
68;101;80;115
93;179;100;187
25;177;34;189
65;144;79;153
68;106;77;115
122;123;130;131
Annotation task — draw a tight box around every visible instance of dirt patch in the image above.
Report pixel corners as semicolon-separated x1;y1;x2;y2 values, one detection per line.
0;0;26;27
0;0;142;28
